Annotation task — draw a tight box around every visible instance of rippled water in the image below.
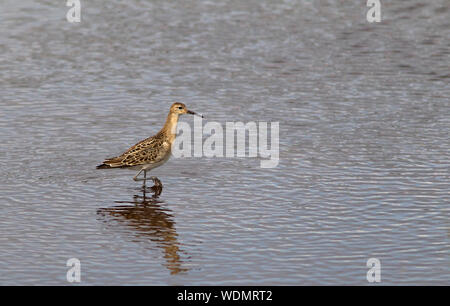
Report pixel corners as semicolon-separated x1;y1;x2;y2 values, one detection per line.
0;0;449;285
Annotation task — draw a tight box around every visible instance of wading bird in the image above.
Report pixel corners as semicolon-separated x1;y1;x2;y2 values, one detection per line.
97;102;203;191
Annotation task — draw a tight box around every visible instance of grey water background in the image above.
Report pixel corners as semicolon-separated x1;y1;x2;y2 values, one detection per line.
0;0;448;285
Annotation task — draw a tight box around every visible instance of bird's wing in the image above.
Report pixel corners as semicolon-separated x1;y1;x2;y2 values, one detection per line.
102;136;169;168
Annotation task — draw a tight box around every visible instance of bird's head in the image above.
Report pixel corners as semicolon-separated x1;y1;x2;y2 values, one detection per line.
170;102;203;118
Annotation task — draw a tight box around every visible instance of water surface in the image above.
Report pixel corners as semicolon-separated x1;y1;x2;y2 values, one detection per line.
0;0;449;285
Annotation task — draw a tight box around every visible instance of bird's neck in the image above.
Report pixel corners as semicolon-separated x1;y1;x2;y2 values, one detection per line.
160;112;179;142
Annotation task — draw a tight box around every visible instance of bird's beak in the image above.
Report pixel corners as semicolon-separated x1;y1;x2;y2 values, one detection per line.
187;110;204;118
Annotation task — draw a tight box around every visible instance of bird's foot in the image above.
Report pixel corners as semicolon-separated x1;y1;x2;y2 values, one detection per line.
149;176;163;196
149;176;162;187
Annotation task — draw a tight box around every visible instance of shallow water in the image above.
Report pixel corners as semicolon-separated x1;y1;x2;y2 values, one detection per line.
0;0;449;285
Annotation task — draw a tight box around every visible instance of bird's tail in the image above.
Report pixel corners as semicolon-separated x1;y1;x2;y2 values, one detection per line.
96;163;112;169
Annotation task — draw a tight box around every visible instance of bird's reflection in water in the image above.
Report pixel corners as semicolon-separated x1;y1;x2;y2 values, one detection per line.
97;186;188;274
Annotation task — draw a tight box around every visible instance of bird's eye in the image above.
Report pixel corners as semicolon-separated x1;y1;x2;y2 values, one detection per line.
178;106;183;110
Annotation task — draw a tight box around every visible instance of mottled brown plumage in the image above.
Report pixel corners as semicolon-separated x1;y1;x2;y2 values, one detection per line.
97;102;202;185
99;134;168;168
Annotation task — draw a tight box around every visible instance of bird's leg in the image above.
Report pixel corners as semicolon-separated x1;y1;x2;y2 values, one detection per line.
142;185;147;202
142;169;147;188
133;168;144;181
